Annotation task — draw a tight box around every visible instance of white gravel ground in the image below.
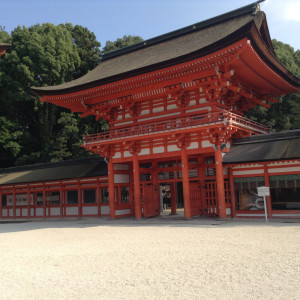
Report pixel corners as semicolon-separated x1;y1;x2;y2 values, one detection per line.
0;217;299;300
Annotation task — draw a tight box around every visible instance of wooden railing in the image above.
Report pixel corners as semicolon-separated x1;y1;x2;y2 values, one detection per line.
84;111;269;144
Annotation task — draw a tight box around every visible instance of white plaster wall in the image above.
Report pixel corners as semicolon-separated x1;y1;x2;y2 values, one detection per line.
167;104;177;110
153;107;164;113
36;208;43;217
114;121;133;127
50;207;60;216
167;145;180;152
66;207;78;216
22;209;28;217
268;167;300;173
226;208;231;215
236;213;264;217
139;148;150;155
223;167;229;176
272;213;300;217
113;152;121;159
124;151;132;157
114;174;130;184
115;209;131;216
153;146;164;154
202;140;213;148
82;206;98;215
187;142;198;150
114;164;129;171
101;206;110;215
2;209;8;217
141;109;150;115
233;169;264;176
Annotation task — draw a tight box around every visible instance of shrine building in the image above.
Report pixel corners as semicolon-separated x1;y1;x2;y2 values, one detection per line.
0;1;299;220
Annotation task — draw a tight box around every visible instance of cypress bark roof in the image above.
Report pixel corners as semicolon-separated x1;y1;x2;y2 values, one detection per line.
33;0;299;96
223;130;300;164
0;157;107;185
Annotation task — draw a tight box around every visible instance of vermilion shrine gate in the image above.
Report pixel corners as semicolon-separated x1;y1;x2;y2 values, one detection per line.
33;2;300;219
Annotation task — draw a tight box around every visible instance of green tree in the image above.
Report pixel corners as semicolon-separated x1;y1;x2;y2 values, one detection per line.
102;35;143;53
63;24;101;79
0;23;81;165
0;116;22;167
0;26;11;43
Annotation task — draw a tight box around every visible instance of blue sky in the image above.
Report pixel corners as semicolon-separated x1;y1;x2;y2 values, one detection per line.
1;0;300;50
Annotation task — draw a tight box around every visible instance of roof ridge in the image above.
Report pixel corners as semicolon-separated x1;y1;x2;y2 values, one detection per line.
102;1;263;61
232;129;300;145
0;156;104;174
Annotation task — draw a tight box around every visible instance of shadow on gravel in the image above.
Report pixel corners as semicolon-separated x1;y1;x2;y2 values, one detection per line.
0;215;299;233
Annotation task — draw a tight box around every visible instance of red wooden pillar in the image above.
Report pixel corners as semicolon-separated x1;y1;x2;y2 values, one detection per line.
78;180;82;218
170;182;177;215
96;178;101;217
152;161;159;215
215;144;226;218
198;156;206;215
133;154;142;219
27;187;31;219
13;186;16;219
264;165;272;218
181;148;191;219
229;168;236;218
108;160;116;219
0;188;2;219
43;185;46;218
59;183;63;218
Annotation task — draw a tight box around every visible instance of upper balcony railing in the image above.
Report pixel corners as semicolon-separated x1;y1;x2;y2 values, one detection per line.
83;111;269;145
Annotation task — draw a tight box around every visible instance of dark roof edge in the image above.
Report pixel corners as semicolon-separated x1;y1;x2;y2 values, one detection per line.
102;1;264;61
0;156;104;174
223;156;300;165
232;129;300;145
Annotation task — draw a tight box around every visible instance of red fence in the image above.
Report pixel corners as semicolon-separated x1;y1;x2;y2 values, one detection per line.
84;111;269;144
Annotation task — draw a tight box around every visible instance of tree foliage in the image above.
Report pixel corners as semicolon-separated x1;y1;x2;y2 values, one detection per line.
103;35;144;53
0;26;11;43
0;23;101;167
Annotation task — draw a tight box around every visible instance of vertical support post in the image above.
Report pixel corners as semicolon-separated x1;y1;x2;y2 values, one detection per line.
152;161;159;215
229;168;236;218
108;159;116;219
181;148;191;219
0;188;2;219
13;186;16;219
60;183;63;218
170;182;177;215
263;165;272;218
78;180;82;218
43;185;46;218
215;144;226;218
96;178;101;217
198;156;206;215
133;154;142;219
27;187;31;219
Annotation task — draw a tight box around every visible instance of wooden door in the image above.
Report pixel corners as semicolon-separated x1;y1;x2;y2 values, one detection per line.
142;184;159;217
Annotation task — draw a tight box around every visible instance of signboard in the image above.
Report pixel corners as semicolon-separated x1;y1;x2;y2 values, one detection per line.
257;186;270;223
257;186;270;197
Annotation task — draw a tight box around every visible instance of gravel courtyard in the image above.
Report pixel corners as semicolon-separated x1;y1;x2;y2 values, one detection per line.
0;217;299;300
